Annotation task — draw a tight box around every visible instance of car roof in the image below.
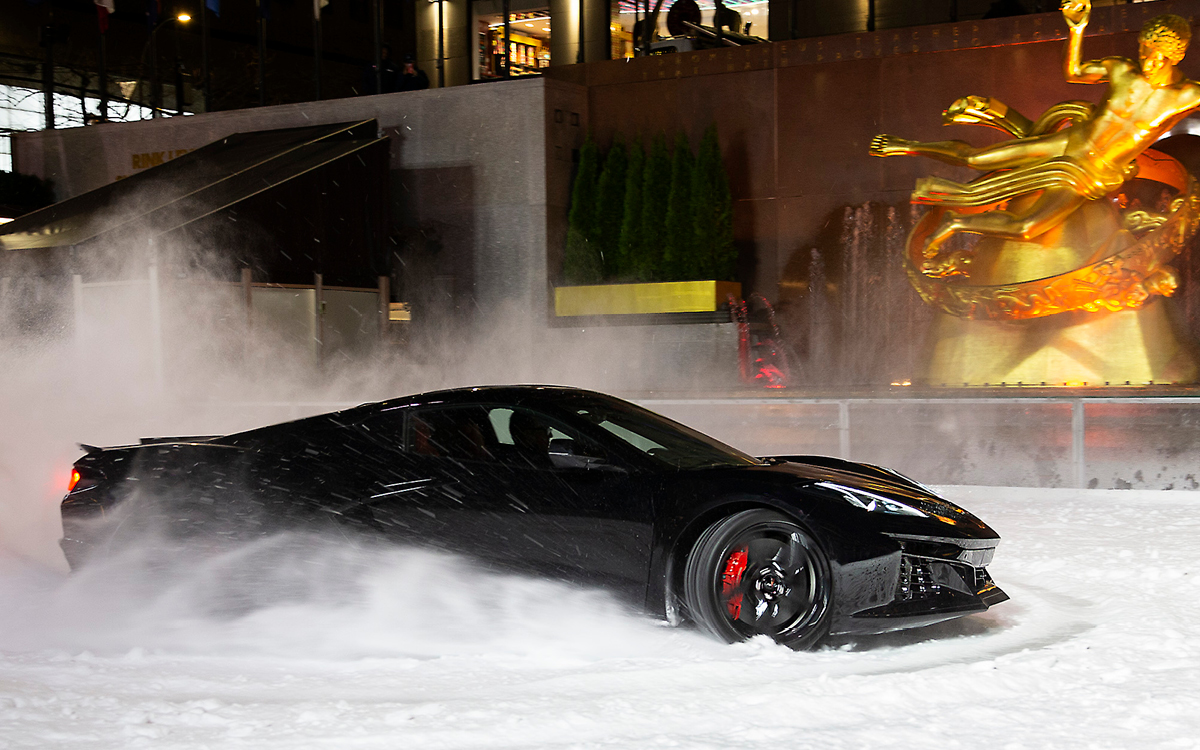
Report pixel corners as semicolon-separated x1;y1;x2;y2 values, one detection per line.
371;384;612;411
221;386;624;444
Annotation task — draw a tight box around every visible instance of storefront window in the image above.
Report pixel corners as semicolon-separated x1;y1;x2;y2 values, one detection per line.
469;0;768;80
475;1;551;80
613;0;768;54
611;21;634;60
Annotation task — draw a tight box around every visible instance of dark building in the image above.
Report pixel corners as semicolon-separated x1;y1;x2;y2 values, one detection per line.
0;0;418;119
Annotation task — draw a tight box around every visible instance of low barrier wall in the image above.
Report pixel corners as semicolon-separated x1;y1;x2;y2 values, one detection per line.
646;397;1200;490
174;395;1200;491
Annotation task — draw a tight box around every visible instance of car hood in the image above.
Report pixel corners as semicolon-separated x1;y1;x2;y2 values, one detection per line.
748;456;999;541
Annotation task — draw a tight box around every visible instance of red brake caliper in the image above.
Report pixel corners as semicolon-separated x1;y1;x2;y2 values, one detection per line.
721;548;749;619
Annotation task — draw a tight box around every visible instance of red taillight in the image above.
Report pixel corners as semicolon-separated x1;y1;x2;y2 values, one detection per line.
68;469;81;492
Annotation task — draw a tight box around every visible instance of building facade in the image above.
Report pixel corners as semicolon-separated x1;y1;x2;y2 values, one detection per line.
12;1;1200;389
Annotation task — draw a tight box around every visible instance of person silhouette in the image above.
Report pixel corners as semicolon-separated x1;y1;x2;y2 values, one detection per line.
508;411;551;468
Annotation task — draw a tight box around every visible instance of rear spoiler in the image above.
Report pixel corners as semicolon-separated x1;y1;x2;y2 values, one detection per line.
139;436;220;445
76;436;226;455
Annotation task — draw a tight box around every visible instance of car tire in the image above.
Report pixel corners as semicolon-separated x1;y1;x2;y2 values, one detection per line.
683;509;831;650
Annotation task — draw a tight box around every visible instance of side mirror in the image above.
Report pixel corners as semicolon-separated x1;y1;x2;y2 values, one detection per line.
548;438;622;472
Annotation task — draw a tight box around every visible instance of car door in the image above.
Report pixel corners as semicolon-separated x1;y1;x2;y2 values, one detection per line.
462;404;655;602
361;402;655;602
347;404;480;548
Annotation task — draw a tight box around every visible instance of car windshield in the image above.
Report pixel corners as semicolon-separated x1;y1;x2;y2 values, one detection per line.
569;397;761;470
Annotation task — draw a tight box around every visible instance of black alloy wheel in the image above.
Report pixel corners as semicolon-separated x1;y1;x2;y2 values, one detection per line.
684;509;831;650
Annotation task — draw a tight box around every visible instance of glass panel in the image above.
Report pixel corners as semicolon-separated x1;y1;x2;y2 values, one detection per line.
572;397;759;469
648;400;1076;487
1084;403;1200;490
473;2;550;81
358;408;408;448
408;405;498;461
1;83;156;172
487;406;607;469
613;0;768;56
648;402;841;458
848;402;1074;488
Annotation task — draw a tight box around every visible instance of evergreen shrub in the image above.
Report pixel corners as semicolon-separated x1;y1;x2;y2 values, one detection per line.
564;126;735;285
662;132;694;281
563;136;603;284
615;137;645;280
593;135;627;279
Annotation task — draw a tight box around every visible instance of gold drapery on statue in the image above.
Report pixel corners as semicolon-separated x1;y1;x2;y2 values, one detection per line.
907;147;1199;321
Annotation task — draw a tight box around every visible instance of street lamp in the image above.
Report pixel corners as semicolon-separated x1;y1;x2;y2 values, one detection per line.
148;12;191;118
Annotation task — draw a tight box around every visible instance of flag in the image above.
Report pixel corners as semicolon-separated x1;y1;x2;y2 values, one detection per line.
94;0;115;32
313;0;329;19
259;0;270;19
146;0;160;27
206;0;220;16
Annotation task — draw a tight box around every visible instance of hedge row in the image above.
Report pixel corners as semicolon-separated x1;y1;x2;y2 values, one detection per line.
563;125;736;285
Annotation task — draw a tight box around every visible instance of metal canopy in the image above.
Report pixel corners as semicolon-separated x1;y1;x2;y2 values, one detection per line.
0;119;383;251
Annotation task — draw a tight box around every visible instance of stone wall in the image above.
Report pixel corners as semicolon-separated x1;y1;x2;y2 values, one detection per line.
547;0;1200;305
21;2;1200;388
13;78;588;339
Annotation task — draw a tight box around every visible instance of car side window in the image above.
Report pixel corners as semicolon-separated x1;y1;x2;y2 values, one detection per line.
406;406;498;462
357;408;409;450
485;406;609;470
394;404;610;469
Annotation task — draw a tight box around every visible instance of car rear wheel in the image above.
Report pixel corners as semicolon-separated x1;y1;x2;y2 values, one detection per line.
683;509;831;650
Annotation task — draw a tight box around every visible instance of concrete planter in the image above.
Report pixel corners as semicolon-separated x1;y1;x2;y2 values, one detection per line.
554;280;741;317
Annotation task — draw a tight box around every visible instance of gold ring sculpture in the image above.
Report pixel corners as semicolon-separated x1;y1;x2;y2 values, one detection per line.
906;143;1200;321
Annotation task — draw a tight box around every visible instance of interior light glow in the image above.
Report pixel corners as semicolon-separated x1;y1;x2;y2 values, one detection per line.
68;469;80;492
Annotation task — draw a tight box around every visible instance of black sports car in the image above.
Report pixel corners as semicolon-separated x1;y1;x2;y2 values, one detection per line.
60;386;1007;649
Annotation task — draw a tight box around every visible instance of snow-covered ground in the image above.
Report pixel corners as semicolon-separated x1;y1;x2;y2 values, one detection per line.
1;486;1198;749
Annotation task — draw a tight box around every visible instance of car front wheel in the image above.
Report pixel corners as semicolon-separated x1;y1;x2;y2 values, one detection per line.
683;509;831;650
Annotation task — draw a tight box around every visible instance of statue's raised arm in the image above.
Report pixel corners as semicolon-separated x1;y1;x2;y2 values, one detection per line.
1061;0;1108;83
1060;0;1088;28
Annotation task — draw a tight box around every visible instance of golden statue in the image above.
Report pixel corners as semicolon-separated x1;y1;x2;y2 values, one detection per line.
869;0;1200;386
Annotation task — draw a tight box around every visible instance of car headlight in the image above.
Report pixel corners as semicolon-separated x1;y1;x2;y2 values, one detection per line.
815;481;928;517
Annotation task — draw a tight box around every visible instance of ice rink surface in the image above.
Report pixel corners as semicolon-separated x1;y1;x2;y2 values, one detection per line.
1;486;1199;749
